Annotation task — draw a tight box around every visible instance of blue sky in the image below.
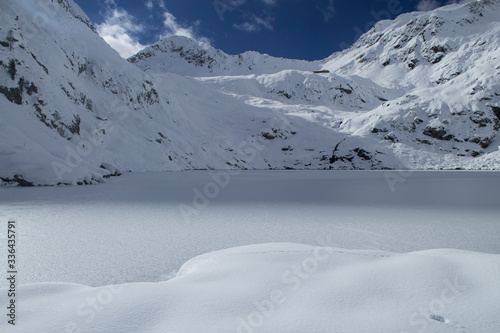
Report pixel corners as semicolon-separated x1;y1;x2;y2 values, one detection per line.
75;0;460;60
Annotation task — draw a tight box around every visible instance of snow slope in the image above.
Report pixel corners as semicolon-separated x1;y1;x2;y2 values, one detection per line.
320;0;500;164
1;243;499;333
1;0;500;185
0;0;342;185
130;0;500;171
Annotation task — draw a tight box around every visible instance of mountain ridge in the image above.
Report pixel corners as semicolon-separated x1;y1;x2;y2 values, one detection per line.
0;0;499;186
128;35;320;77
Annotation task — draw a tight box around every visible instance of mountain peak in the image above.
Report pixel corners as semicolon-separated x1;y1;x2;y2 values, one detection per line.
144;35;217;57
128;36;318;77
322;0;500;88
1;0;499;186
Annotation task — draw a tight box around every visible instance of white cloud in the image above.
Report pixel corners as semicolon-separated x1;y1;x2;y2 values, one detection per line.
233;22;259;32
214;0;278;21
162;12;196;39
234;15;273;32
145;0;153;10
218;0;277;6
161;12;211;44
97;1;211;58
317;0;335;22
96;8;146;58
416;0;441;11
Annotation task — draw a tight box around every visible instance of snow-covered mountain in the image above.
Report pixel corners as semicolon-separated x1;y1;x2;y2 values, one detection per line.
0;0;499;185
128;35;319;77
320;0;500;164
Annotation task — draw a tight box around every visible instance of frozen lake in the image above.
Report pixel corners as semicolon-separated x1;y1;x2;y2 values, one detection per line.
0;170;499;288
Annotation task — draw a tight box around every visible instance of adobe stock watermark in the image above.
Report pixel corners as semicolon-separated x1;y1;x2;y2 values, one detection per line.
0;0;63;44
400;276;467;333
385;169;415;193
384;144;438;192
236;234;337;333
63;272;125;333
338;0;404;50
178;116;295;224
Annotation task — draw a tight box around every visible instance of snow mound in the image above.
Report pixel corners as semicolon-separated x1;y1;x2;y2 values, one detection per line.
2;243;499;332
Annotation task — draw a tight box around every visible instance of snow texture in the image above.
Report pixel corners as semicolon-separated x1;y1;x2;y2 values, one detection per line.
0;162;499;332
0;243;499;332
1;170;499;286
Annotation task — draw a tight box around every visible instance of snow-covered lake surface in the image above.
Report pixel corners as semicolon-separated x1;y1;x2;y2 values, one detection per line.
0;170;499;287
1;170;500;332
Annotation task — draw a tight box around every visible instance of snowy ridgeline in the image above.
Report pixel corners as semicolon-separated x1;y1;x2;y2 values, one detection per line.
0;244;499;332
0;0;500;185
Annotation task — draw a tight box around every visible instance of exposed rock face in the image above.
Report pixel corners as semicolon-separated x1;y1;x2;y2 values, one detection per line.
128;35;318;77
1;0;499;185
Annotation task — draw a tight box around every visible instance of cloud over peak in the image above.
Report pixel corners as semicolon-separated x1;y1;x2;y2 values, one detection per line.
96;8;146;58
96;0;210;58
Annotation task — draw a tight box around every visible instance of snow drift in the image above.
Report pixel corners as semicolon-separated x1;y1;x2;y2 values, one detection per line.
1;243;499;333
